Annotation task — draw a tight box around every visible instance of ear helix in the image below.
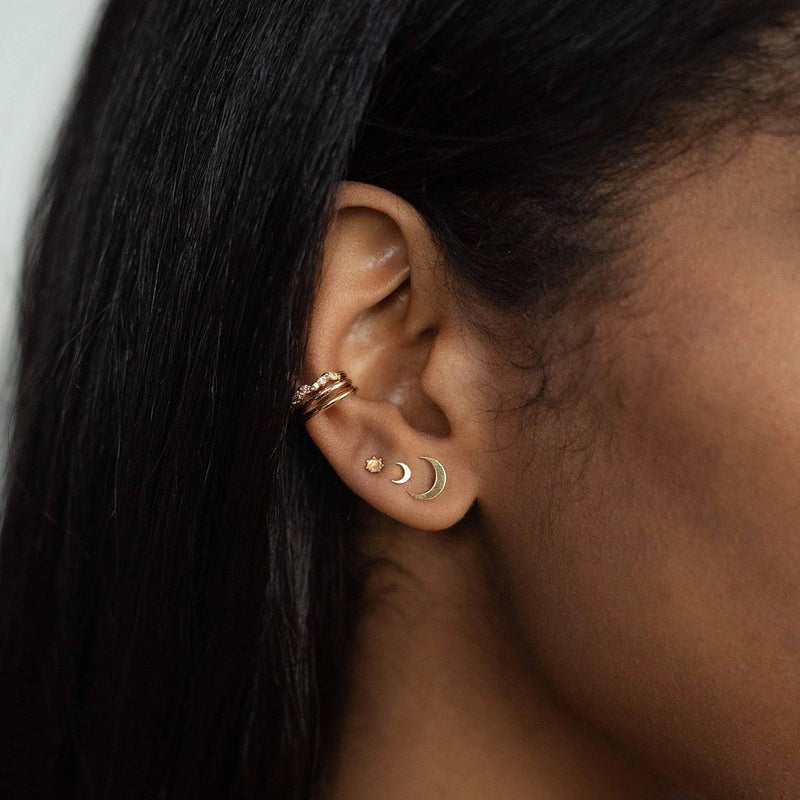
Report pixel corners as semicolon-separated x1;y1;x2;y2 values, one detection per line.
364;455;448;501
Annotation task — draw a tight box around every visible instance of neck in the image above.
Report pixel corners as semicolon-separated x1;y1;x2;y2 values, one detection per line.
320;512;671;800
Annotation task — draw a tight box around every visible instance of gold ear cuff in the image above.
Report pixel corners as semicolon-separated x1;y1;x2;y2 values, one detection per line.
291;371;358;421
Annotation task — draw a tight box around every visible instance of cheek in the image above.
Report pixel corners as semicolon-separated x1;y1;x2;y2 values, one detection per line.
622;275;800;638
480;278;800;795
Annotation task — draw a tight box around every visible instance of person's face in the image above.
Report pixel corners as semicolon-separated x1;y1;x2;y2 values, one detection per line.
475;131;800;798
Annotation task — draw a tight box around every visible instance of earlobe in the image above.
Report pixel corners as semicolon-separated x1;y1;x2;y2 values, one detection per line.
295;181;481;532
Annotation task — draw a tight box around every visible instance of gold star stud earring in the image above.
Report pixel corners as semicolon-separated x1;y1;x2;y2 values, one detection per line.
364;456;384;473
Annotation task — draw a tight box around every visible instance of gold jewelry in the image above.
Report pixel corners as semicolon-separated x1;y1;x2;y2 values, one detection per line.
291;370;358;421
365;456;384;473
406;456;447;501
391;462;412;484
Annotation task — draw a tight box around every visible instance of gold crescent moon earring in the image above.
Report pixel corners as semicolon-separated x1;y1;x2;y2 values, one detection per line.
407;456;446;501
391;462;412;484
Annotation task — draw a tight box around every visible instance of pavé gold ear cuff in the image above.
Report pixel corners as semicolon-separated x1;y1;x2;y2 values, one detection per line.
291;371;358;421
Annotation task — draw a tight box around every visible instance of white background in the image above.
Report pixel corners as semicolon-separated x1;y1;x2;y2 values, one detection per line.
0;0;104;479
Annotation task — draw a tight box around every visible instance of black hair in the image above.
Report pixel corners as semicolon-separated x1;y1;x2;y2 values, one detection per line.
0;2;797;798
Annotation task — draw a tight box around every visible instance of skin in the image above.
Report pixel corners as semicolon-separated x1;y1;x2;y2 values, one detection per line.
305;129;800;799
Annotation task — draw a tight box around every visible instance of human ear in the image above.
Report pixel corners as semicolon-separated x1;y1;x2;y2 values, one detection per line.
299;181;480;532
